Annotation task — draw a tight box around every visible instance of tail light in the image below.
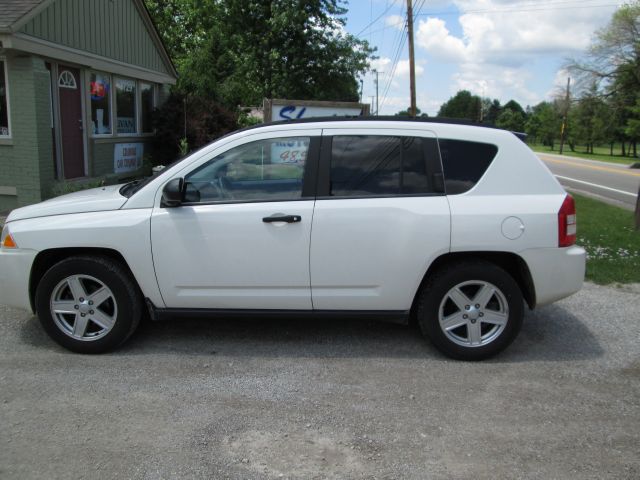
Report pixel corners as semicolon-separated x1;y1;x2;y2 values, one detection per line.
558;194;576;247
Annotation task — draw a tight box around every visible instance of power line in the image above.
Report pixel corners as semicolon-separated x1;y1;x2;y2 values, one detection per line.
356;0;400;37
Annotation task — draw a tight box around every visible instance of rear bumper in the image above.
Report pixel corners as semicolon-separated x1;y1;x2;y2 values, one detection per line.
0;248;38;312
520;245;586;306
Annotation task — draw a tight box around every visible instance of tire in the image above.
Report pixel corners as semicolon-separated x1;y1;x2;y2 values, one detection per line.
35;255;143;353
417;260;524;361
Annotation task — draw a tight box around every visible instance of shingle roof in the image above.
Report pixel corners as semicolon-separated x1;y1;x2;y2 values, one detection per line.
0;0;46;31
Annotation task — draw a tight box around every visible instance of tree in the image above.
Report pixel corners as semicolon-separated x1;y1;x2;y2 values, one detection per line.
568;2;640;156
572;84;610;153
481;98;502;125
396;107;427;117
503;99;526;116
496;108;526;132
437;90;482;121
525;101;561;149
145;0;374;106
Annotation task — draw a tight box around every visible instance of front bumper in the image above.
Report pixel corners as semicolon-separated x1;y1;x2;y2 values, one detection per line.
0;248;38;312
520;245;586;307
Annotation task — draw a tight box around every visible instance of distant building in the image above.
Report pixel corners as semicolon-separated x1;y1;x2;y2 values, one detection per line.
0;0;177;209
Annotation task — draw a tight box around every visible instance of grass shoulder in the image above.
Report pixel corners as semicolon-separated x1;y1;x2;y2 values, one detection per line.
529;144;637;166
574;193;640;284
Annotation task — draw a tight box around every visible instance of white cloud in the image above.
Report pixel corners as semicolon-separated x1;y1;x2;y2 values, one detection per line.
369;57;392;71
412;0;620;104
396;59;425;77
416;17;469;63
385;14;405;29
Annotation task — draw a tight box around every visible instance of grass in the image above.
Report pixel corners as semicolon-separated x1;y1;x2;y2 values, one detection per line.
529;143;638;166
574;193;640;284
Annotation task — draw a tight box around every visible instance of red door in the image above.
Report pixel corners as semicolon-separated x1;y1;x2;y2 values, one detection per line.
58;66;84;179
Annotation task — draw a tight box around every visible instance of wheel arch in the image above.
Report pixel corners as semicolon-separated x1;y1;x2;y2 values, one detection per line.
29;248;136;313
410;251;536;323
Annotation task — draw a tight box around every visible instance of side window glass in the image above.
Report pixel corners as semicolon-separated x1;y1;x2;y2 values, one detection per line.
438;139;498;194
330;135;431;197
185;137;309;203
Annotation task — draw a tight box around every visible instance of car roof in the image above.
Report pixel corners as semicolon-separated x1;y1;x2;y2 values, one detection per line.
239;116;527;141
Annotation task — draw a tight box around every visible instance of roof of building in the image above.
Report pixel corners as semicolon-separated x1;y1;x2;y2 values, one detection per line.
0;0;45;31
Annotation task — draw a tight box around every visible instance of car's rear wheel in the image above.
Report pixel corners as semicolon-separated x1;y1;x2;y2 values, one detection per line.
35;256;142;353
417;260;524;360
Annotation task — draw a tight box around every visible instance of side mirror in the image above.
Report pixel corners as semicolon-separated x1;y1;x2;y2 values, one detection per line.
161;178;184;208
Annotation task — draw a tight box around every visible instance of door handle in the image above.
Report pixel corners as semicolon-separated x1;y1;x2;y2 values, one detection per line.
262;214;301;223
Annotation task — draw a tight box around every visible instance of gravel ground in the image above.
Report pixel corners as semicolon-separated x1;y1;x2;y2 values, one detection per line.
1;282;639;479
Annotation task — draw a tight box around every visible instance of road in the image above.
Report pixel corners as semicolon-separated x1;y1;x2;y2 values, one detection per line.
1;282;639;479
537;153;640;210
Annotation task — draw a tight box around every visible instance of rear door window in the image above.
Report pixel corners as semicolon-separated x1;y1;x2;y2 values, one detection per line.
438;139;498;194
329;135;434;197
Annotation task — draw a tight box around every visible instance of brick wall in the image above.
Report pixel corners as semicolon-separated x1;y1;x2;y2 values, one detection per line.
0;56;54;209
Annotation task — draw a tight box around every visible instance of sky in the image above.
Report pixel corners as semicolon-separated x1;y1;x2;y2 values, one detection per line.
343;0;626;115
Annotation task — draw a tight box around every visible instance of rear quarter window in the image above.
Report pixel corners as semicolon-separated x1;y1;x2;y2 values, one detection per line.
438;139;498;194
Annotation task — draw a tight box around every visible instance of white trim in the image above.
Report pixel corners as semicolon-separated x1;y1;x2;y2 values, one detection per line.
11;33;177;85
0;57;12;139
57;69;77;89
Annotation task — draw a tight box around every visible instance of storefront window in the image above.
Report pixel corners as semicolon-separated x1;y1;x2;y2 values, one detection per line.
90;72;111;135
116;77;137;134
140;82;154;133
0;61;10;137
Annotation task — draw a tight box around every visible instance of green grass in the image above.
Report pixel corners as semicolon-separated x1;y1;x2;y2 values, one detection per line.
574;193;640;284
529;143;638;166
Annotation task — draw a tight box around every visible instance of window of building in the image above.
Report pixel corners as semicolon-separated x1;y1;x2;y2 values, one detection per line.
184;137;310;203
89;71;111;135
140;82;154;134
329;135;431;197
116;77;137;135
438;139;498;194
0;60;11;137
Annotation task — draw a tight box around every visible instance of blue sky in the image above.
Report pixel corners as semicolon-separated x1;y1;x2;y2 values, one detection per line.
343;0;624;115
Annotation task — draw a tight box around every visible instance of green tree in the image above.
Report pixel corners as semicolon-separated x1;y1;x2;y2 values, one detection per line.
481;98;502;125
145;0;374;106
568;2;640;156
437;90;482;121
572;85;610;153
495;108;526;132
526;101;561;149
396;107;426;117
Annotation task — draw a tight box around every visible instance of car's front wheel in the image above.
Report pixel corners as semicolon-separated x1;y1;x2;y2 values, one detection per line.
417;260;524;360
35;256;142;353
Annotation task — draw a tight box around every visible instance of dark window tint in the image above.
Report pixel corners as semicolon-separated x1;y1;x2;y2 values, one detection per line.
438;139;498;194
330;135;431;196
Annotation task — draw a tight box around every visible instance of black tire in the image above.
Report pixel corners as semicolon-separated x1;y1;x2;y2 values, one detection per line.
35;255;143;353
417;260;524;361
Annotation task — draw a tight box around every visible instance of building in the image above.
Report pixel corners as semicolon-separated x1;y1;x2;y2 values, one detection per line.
0;0;177;210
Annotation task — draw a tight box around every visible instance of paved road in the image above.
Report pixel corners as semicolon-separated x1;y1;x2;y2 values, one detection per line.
1;282;639;479
538;153;640;210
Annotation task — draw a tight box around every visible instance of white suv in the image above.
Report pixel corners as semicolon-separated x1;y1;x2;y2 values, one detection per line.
0;118;585;360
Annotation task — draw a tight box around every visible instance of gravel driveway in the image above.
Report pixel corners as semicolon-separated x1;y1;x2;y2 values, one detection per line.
1;282;639;479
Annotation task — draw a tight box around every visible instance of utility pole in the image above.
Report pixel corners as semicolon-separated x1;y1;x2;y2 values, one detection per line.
373;70;381;115
407;0;417;117
559;77;571;154
370;96;375;116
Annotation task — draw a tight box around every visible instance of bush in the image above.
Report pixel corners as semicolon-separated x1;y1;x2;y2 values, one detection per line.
151;94;238;166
